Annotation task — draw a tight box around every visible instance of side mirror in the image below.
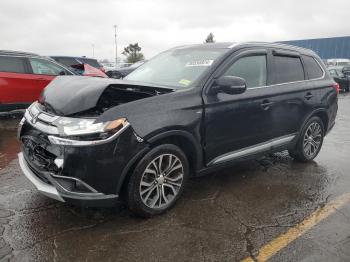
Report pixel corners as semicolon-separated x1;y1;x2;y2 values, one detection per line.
211;76;247;95
59;70;66;76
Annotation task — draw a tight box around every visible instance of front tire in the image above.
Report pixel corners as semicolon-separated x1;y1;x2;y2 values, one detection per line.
126;144;189;217
288;116;324;162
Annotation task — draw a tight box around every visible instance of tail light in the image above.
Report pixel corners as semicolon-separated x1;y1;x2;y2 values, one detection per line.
332;82;340;94
100;67;105;73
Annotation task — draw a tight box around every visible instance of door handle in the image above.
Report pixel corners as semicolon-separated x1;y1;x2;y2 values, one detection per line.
304;92;313;100
261;100;274;110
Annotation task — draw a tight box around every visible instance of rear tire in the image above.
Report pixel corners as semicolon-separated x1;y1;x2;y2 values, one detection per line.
126;144;189;217
288;116;324;162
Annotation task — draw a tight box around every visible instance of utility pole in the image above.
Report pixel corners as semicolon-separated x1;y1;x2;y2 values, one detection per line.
92;44;95;58
114;25;117;65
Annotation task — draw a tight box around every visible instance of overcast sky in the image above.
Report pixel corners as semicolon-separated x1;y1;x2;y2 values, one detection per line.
1;0;349;61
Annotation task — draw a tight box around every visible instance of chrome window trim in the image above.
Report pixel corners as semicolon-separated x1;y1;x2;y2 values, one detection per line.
209;134;296;166
247;58;326;90
224;46;326;91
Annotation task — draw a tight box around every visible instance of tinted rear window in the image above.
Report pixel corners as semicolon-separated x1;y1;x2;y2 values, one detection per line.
0;56;27;73
78;58;100;68
54;57;80;67
273;55;305;84
302;55;323;79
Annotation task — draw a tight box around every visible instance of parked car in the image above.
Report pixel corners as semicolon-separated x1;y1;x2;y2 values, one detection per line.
50;56;105;74
106;61;146;79
328;66;350;92
116;63;133;68
0;50;75;112
18;42;338;217
68;63;108;78
327;58;350;67
100;62;116;72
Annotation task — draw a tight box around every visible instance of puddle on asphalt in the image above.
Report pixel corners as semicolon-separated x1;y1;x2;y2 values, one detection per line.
0;118;21;170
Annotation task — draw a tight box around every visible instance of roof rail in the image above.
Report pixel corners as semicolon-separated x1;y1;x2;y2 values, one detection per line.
0;50;39;56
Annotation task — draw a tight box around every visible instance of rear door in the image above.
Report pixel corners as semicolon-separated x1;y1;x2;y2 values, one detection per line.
0;55;34;105
266;50;311;141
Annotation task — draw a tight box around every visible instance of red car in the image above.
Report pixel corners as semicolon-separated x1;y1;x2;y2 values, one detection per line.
0;50;75;112
0;51;107;112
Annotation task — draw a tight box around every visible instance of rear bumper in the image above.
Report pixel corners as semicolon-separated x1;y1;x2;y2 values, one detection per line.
18;152;119;207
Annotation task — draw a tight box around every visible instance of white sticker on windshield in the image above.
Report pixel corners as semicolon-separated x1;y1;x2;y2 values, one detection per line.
185;60;214;67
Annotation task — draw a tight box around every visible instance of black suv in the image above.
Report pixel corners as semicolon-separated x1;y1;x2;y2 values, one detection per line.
18;42;338;217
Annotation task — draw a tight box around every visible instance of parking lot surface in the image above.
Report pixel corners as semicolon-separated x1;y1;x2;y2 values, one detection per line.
1;94;350;262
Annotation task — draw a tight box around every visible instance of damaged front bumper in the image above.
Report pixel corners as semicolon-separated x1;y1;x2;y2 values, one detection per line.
18;152;119;207
18;102;148;207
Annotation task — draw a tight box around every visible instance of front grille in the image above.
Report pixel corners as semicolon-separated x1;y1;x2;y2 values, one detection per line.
21;134;62;174
25;158;51;184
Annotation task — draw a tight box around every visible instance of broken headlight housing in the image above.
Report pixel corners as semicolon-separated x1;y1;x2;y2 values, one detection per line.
56;117;126;136
49;118;129;146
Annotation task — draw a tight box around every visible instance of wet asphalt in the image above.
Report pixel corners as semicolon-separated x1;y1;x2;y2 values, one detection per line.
1;94;350;262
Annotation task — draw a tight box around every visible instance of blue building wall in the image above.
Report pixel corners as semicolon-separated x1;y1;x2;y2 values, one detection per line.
279;36;350;59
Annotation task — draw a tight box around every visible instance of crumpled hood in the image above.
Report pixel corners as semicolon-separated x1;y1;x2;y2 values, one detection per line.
40;76;173;116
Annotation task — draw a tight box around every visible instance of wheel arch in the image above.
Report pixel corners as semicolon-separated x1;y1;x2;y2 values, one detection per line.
147;130;203;175
116;130;203;195
296;109;329;141
303;109;329;133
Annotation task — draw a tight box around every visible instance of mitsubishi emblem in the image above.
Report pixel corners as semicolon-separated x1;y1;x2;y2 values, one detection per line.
32;113;40;124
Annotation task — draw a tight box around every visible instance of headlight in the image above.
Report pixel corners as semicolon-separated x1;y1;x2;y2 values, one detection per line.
54;118;127;136
48;118;129;146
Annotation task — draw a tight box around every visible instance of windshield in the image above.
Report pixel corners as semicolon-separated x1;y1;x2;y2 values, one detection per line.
125;48;226;88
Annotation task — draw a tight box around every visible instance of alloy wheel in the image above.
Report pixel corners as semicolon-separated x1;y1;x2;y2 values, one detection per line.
303;122;322;158
139;154;184;209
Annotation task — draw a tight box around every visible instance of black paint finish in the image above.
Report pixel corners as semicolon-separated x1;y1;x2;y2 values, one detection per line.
20;42;338;206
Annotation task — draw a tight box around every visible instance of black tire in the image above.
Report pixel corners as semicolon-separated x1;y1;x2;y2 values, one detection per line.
126;144;189;217
288;116;325;162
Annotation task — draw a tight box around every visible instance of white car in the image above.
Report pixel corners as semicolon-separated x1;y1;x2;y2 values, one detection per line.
100;62;117;71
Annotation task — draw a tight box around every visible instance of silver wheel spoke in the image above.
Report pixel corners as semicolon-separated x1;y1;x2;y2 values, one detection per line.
140;181;153;187
145;167;157;176
142;185;157;202
163;183;177;195
165;181;182;187
161;185;169;204
158;155;164;174
151;160;160;175
166;164;182;176
149;186;160;208
165;173;183;182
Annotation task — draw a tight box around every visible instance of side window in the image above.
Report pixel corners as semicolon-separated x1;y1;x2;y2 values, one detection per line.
55;57;79;67
29;58;70;75
0;56;27;73
273;55;304;84
302;55;324;79
223;55;267;88
328;69;338;77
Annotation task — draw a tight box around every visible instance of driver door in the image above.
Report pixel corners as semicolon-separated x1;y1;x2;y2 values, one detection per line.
203;49;274;165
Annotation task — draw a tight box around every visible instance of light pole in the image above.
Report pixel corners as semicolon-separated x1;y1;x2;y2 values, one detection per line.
92;44;95;58
114;25;117;65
